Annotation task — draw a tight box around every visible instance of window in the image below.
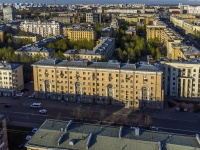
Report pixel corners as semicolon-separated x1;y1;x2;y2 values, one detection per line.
136;75;138;78
136;80;138;83
151;76;154;79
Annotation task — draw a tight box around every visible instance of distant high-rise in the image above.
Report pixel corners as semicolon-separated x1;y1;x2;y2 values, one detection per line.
3;6;15;21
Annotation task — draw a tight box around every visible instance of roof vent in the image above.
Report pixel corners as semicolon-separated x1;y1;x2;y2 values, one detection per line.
65;120;73;131
158;141;162;150
57;133;65;145
69;139;76;146
196;134;200;144
135;127;140;136
119;126;123;138
86;133;92;149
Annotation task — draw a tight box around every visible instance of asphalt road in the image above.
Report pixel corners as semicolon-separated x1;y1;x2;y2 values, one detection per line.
0;93;200;136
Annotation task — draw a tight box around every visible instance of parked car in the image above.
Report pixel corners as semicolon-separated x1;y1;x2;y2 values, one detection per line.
30;103;42;108
39;109;47;114
30;81;34;84
16;92;23;97
32;128;38;133
29;92;35;98
25;135;32;141
150;126;158;131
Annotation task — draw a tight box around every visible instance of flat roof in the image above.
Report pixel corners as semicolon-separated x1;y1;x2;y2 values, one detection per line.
32;59;161;72
26;119;200;150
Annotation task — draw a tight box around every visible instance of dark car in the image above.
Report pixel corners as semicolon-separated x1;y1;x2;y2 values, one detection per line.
4;104;11;108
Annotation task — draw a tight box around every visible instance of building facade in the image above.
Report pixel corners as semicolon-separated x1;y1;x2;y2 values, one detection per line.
0;115;8;150
3;6;15;21
146;20;167;42
161;60;200;98
12;35;41;44
0;61;24;96
32;59;164;109
64;37;115;61
15;45;55;59
63;27;97;41
86;13;101;23
20;21;61;38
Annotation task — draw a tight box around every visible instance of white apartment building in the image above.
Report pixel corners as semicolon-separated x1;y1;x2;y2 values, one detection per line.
161;60;200;98
20;20;61;38
0;61;24;96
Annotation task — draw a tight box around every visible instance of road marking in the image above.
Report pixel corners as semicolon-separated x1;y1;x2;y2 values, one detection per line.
158;127;200;134
14;112;49;116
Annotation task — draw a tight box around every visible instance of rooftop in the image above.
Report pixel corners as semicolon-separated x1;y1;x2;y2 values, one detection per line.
26;119;200;150
32;58;161;72
0;61;22;70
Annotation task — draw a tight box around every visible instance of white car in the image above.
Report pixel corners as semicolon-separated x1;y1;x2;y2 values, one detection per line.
25;135;32;141
30;81;34;83
39;109;47;114
32;128;38;133
16;92;23;97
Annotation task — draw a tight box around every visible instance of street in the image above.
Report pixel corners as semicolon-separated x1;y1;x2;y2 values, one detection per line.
0;93;200;135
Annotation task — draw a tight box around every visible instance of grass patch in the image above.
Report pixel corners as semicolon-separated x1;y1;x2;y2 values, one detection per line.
7;125;32;150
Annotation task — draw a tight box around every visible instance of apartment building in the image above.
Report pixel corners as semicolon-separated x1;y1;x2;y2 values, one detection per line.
12;35;41;44
3;5;15;21
146;20;167;42
101;27;113;37
125;26;136;36
20;20;61;38
86;13;101;23
0;25;9;43
163;28;183;59
64;37;115;61
63;26;97;41
161;60;200;98
0;61;24;96
0;115;8;150
170;15;200;35
15;45;55;59
32;59;163;109
171;43;200;60
52;16;72;24
25;119;200;150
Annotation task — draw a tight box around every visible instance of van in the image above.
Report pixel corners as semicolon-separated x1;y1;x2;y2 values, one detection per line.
30;103;42;108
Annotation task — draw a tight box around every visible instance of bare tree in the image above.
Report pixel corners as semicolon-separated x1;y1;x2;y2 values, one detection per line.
99;109;106;123
124;114;130;126
144;115;152;127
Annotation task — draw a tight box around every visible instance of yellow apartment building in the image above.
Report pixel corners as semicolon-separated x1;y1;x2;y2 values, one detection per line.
12;35;41;44
0;61;24;96
64;37;115;61
146;20;167;42
63;27;97;41
32;59;164;109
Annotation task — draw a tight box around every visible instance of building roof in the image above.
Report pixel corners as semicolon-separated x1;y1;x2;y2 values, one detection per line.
26;119;200;150
16;45;54;53
32;58;161;72
0;61;22;70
